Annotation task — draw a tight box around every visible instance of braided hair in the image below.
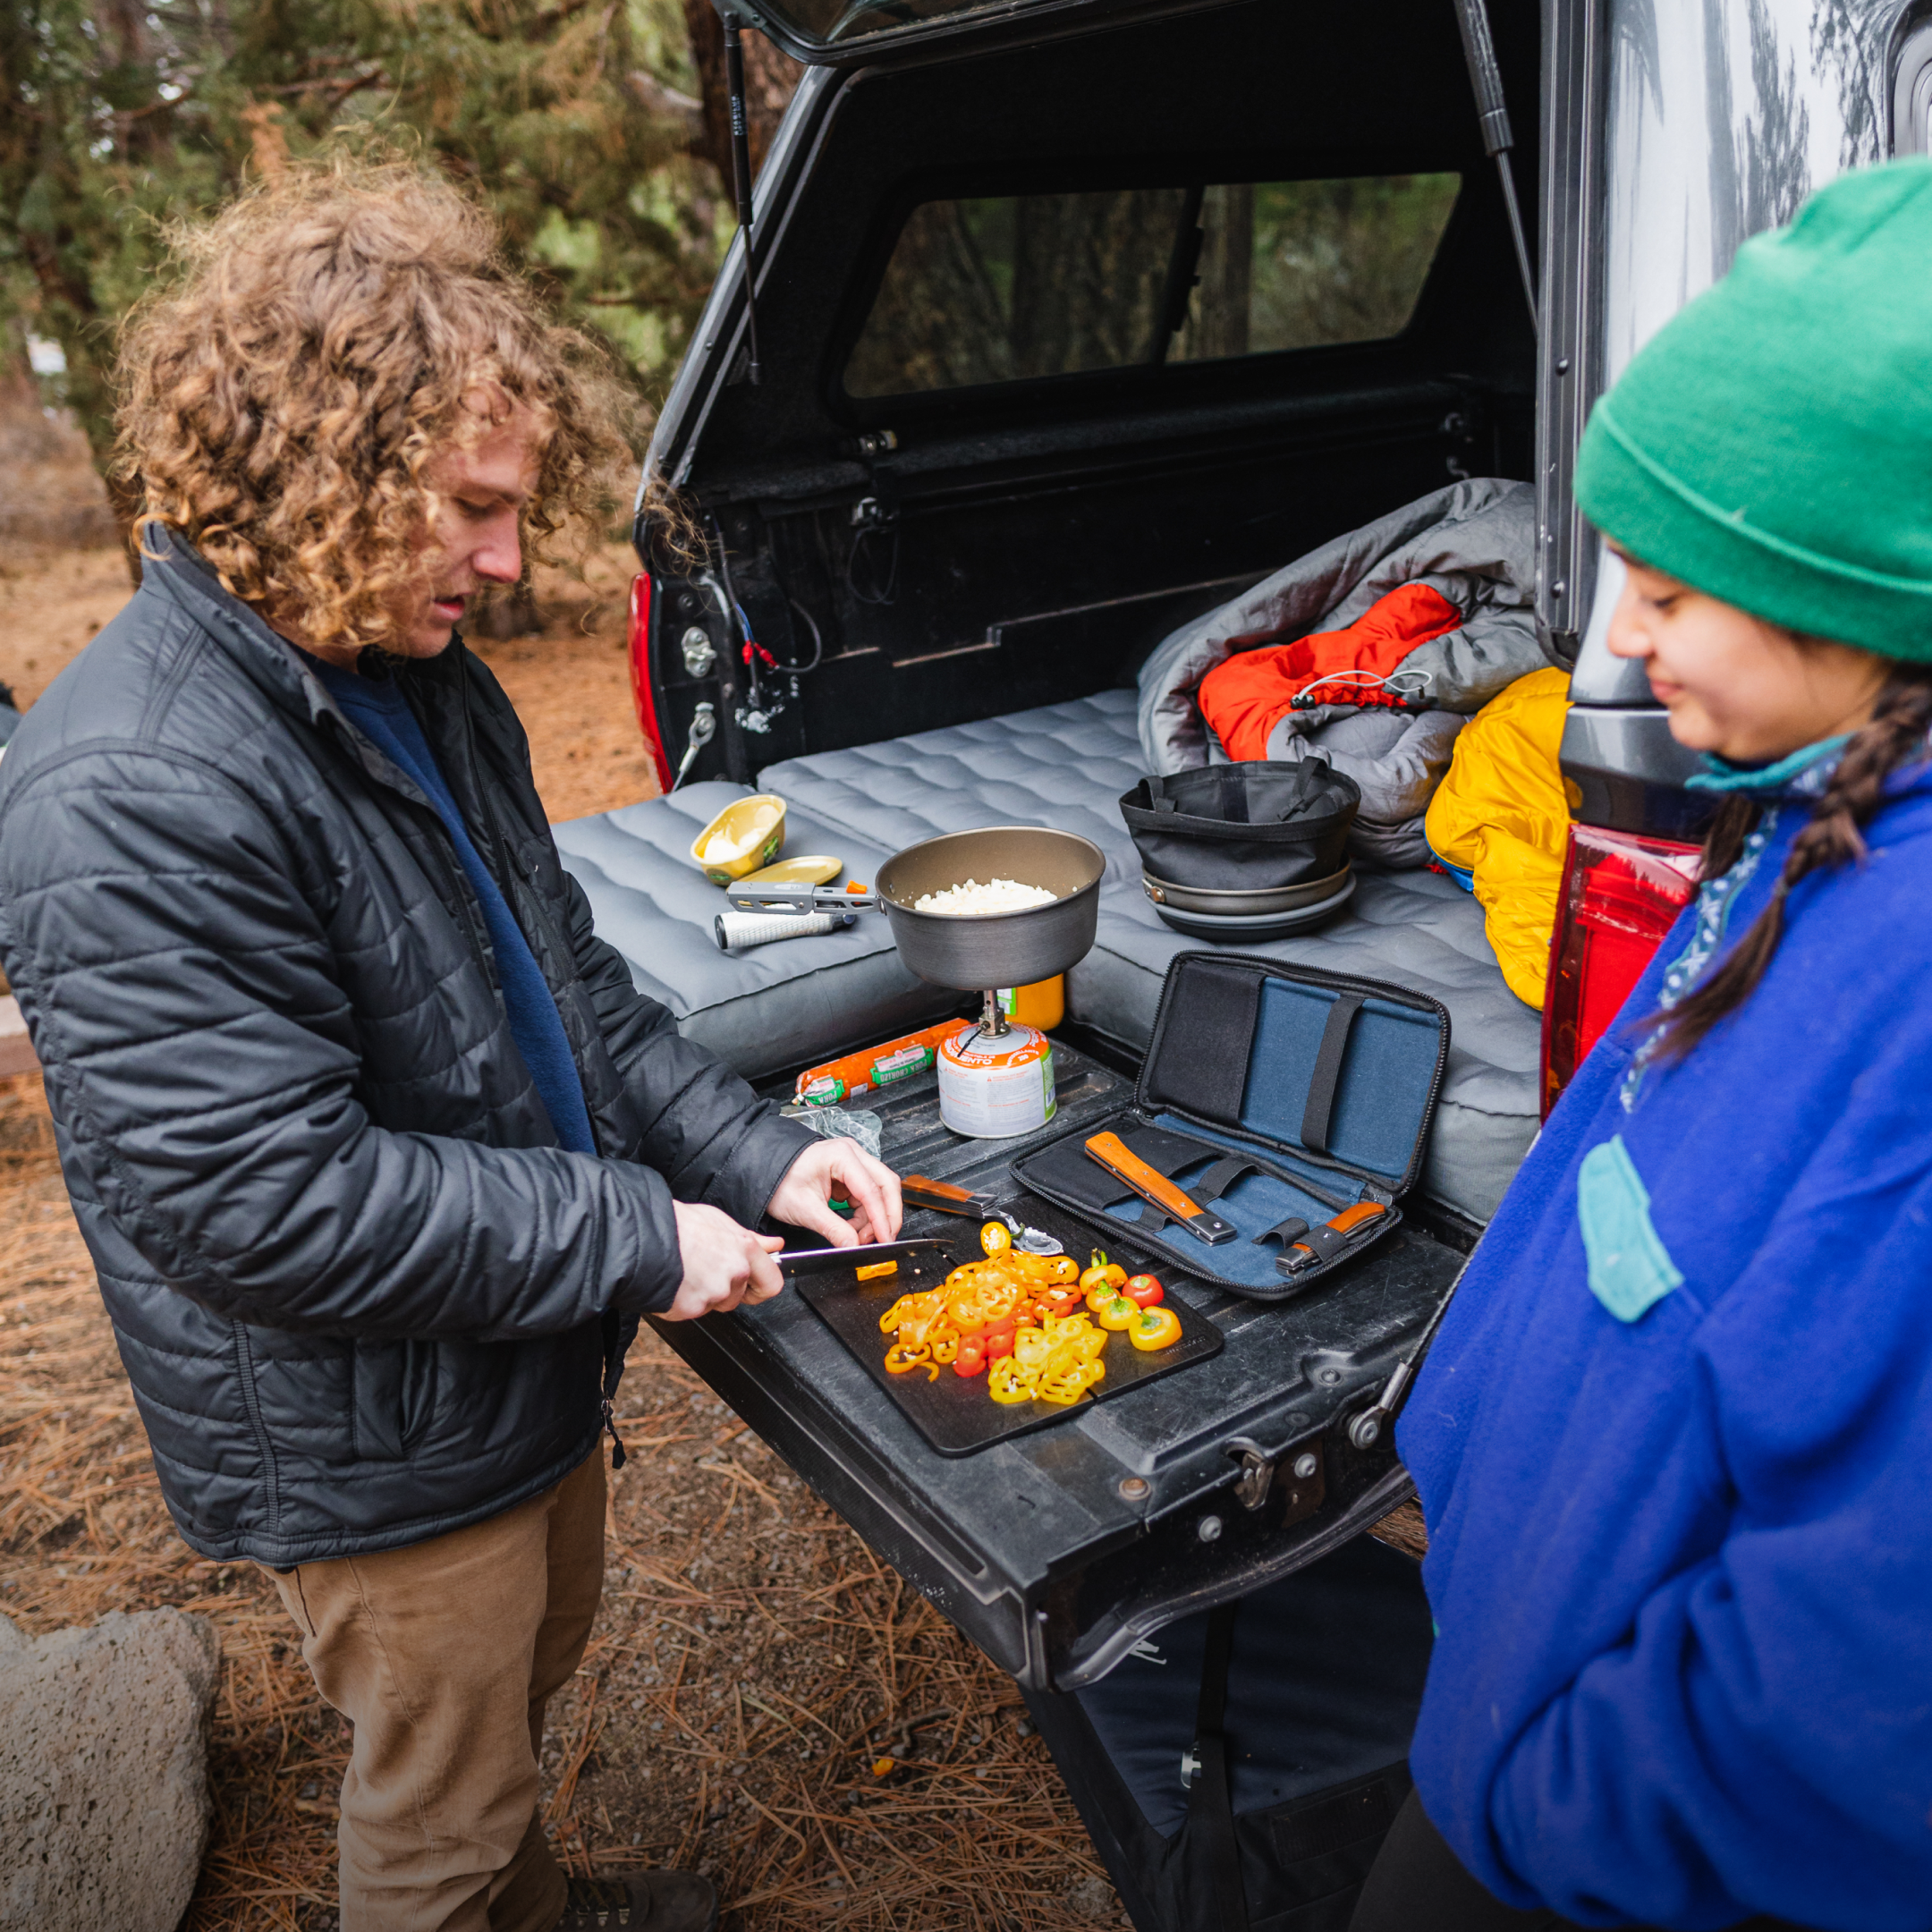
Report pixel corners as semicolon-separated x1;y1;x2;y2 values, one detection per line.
1653;661;1932;1061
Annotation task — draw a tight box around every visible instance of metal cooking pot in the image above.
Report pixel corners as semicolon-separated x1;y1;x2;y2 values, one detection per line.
876;826;1105;992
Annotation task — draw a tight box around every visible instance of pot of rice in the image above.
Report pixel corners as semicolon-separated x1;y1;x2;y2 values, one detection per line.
876;826;1105;991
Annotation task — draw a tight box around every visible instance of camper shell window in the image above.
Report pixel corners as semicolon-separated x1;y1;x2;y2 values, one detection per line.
844;174;1462;399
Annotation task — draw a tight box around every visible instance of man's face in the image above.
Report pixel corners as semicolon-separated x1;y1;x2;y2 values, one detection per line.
392;403;547;658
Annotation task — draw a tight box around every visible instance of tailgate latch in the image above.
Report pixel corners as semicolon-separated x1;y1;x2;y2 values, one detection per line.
1228;1438;1274;1512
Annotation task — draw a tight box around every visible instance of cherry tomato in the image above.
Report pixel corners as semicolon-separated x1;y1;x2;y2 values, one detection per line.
953;1339;987;1377
980;1220;1013;1257
1096;1294;1137;1332
1123;1274;1164;1309
1129;1306;1182;1352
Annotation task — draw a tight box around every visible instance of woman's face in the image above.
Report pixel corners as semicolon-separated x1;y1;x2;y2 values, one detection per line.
1605;551;1887;761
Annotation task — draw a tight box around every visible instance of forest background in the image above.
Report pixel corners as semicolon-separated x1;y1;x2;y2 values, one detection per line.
1;0;801;547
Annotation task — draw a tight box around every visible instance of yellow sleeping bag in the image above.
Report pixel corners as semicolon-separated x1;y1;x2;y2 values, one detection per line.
1423;666;1573;1009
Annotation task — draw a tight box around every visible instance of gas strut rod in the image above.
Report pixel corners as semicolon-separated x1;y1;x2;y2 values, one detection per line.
719;5;763;385
1451;0;1538;334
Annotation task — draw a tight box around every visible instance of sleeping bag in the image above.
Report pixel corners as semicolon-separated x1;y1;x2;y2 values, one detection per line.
1195;584;1469;759
1422;667;1573;1007
1138;480;1550;868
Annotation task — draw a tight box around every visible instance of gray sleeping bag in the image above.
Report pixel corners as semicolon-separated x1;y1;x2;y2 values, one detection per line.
1137;479;1550;867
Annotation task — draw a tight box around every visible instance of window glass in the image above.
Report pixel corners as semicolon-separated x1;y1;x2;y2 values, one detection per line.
845;174;1462;399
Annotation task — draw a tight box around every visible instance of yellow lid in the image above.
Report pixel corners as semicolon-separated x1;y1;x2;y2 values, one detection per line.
739;853;843;887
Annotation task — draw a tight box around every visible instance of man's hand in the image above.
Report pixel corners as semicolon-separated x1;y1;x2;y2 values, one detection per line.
664;1201;784;1322
767;1136;903;1249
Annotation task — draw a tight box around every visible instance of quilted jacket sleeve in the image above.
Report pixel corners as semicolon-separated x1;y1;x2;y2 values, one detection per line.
559;868;815;1228
0;744;690;1336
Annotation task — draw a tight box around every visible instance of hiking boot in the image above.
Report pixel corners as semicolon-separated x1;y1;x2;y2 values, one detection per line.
555;1871;718;1931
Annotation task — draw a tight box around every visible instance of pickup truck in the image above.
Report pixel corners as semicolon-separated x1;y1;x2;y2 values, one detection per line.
551;0;1922;1832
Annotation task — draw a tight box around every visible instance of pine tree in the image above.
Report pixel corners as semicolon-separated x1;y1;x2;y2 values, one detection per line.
0;0;795;564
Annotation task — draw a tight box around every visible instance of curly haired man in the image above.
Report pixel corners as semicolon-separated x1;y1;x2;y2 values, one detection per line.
0;160;901;1932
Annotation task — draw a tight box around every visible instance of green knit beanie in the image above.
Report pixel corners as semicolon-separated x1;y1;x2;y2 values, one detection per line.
1575;157;1932;661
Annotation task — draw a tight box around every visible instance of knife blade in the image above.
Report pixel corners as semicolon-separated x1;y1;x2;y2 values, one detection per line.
777;1237;953;1279
1083;1131;1238;1245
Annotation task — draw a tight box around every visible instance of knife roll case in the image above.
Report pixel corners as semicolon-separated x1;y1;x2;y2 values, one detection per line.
1012;953;1448;1299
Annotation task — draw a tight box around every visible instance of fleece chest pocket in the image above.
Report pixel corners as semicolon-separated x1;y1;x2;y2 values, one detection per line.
1576;1137;1684;1324
353;1338;439;1460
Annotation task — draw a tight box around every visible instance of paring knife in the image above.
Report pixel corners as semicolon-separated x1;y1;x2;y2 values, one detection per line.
1082;1131;1238;1246
902;1175;1066;1256
778;1237;953;1279
901;1174;1000;1219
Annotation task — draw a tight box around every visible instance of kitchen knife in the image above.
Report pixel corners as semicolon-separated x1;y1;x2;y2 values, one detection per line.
777;1237;953;1279
1082;1131;1238;1245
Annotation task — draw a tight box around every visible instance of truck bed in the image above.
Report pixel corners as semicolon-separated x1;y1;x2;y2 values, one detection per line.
555;688;1539;1226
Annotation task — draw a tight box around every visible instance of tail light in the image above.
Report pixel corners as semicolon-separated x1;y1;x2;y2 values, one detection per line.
626;572;674;794
1539;824;1700;1116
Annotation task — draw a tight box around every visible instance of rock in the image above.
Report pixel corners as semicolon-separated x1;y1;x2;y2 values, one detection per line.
0;1606;222;1932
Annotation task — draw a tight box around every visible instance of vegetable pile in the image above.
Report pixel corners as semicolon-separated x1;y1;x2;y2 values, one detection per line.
878;1232;1178;1408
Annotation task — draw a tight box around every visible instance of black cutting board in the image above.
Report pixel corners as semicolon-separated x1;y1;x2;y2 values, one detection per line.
792;1206;1224;1457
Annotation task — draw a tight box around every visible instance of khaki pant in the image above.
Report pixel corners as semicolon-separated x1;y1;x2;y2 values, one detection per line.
264;1449;606;1932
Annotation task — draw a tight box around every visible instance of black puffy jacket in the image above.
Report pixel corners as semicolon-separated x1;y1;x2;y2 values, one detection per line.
0;537;813;1564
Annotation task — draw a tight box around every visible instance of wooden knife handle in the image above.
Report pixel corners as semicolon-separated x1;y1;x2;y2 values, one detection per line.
1083;1132;1237;1244
1328;1200;1387;1233
903;1173;974;1204
902;1174;994;1216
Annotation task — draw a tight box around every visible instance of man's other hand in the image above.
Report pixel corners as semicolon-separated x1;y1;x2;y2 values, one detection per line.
767;1137;903;1249
665;1202;784;1321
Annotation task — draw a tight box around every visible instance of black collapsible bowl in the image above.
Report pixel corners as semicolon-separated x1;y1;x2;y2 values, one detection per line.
1142;867;1357;941
1119;762;1360;894
876;826;1105;991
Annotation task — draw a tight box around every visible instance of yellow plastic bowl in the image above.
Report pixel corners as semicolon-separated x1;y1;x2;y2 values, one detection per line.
691;793;787;884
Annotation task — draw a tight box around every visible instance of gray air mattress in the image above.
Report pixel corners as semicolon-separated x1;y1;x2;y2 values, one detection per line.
555;691;1540;1224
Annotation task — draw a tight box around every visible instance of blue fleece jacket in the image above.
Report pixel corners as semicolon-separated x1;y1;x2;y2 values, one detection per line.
1399;756;1932;1931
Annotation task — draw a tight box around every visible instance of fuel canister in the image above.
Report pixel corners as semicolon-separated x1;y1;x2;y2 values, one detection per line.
936;1021;1056;1139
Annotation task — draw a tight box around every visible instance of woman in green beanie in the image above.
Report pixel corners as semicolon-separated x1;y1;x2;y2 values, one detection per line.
1349;159;1932;1930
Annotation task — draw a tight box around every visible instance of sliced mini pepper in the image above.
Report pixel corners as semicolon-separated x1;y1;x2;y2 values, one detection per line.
980;1219;1013;1257
953;1338;987;1377
1128;1306;1182;1352
1123;1273;1164;1309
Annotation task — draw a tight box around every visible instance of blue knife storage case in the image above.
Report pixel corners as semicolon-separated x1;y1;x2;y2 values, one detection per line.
1012;953;1449;1300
